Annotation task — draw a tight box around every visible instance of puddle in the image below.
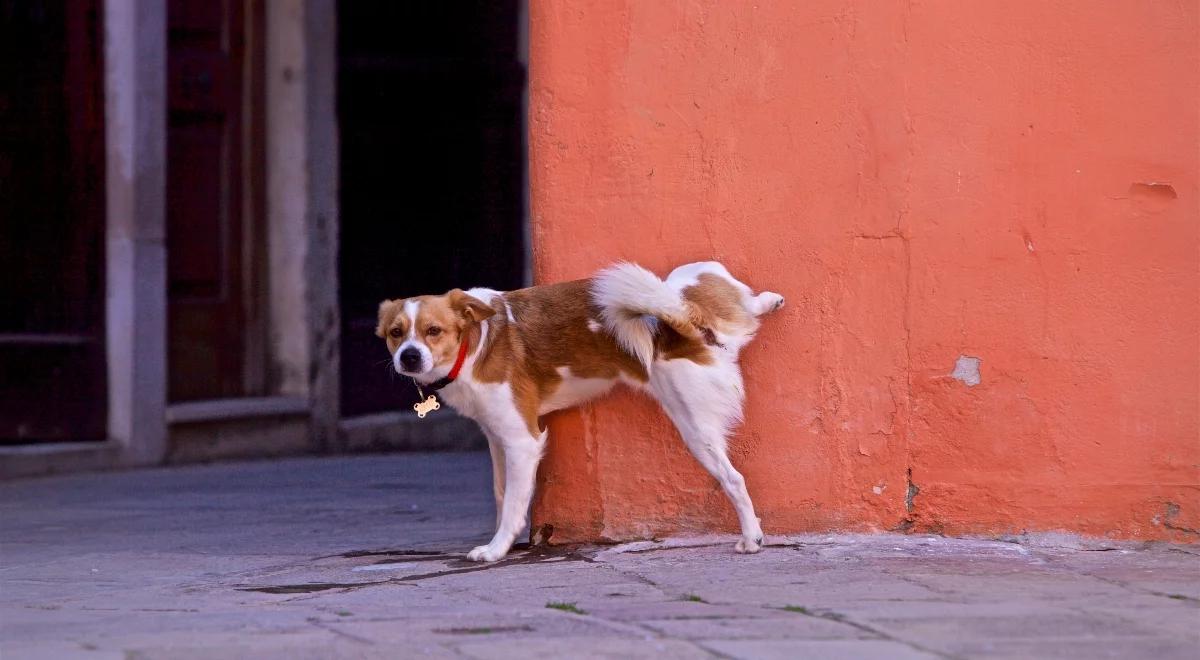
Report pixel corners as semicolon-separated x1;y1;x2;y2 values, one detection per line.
395;544;593;582
353;562;428;572
337;549;448;559
237;580;414;594
239;545;592;594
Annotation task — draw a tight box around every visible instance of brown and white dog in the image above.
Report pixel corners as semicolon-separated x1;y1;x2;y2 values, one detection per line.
376;261;784;562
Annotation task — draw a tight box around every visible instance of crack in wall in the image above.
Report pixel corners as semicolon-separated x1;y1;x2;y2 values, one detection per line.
898;0;919;535
1155;502;1200;538
904;467;920;514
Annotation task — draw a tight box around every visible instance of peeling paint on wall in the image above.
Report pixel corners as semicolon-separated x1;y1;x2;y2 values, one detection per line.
950;356;982;387
1128;182;1177;200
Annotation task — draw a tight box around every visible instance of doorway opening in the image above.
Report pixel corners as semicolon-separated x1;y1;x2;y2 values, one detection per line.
337;2;528;417
0;0;107;443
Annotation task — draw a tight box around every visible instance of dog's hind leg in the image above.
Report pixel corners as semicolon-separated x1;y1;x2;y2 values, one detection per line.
650;356;764;554
750;291;785;317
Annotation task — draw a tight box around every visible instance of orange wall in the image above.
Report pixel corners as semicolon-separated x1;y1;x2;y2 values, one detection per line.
528;1;1199;542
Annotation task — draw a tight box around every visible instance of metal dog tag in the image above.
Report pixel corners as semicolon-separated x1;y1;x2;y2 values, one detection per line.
413;394;441;419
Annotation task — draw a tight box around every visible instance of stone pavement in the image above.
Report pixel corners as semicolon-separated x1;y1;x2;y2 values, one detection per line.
1;453;1197;659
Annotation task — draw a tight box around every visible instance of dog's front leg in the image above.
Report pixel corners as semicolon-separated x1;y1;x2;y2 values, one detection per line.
482;429;506;532
467;428;546;562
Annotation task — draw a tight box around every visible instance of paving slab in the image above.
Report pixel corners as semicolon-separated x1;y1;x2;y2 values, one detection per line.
2;452;1197;659
703;639;944;660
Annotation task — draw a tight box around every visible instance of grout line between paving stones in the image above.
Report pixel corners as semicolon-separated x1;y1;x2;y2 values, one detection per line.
1030;548;1200;604
594;544;961;658
583;551;764;656
772;605;963;660
692;640;738;659
884;569;962;599
308;619;376;646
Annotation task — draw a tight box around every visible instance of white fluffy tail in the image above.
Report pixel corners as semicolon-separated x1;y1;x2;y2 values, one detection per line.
591;262;700;369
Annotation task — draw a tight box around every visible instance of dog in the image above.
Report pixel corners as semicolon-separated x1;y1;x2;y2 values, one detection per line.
376;261;785;562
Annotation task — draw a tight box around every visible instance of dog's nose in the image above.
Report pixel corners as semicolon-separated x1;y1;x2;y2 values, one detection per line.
399;347;423;371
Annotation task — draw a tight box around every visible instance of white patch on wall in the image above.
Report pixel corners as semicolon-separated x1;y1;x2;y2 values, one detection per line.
950;355;982;387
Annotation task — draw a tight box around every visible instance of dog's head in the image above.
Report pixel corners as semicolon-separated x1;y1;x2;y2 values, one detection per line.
376;290;496;378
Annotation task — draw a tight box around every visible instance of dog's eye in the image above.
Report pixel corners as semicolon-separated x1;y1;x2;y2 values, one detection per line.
426;326;442;337
388;328;403;338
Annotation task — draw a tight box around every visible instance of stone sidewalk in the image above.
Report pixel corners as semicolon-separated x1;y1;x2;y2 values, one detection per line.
1;453;1196;659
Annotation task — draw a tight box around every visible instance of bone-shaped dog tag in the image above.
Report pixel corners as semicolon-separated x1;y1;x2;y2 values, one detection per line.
413;394;441;419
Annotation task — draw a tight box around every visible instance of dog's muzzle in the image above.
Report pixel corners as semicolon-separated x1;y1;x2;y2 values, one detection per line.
398;347;423;372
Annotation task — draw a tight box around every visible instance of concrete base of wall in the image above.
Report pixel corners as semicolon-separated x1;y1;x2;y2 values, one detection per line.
0;442;122;480
168;416;313;464
164;397;314;464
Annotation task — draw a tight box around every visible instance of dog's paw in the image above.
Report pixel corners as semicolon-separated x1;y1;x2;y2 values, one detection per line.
467;544;506;562
735;535;764;554
754;292;785;315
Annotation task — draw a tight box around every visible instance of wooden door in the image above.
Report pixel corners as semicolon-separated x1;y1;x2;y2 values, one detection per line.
0;0;107;443
166;0;257;402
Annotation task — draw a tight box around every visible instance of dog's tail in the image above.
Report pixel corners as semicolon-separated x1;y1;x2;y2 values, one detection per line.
591;262;702;369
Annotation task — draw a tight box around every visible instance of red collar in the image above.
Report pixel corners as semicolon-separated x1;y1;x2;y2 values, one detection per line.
421;337;470;392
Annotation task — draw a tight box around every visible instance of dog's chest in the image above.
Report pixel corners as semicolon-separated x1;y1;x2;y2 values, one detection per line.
437;381;503;422
438;369;617;422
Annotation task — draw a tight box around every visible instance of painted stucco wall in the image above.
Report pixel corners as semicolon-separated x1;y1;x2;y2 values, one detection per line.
528;1;1199;542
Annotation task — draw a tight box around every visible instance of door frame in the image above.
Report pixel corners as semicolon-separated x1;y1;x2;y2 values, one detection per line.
1;0;340;477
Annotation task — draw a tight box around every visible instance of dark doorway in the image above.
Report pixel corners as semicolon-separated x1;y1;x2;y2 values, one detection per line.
166;0;265;402
0;0;107;443
338;2;528;416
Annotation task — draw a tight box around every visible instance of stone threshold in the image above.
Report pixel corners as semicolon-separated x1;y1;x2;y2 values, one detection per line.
0;440;123;481
1;398;486;480
339;410;486;453
166;396;310;424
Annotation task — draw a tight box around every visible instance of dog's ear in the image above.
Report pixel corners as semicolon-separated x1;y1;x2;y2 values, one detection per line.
448;289;496;323
376;299;402;338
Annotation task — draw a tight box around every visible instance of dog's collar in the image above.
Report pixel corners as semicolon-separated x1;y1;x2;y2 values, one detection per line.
415;337;470;394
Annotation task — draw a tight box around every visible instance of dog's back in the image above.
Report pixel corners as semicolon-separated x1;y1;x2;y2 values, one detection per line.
487;279;649;388
484;262;782;388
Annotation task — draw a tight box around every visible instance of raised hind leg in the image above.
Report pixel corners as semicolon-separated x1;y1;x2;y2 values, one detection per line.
664;260;783;319
750;291;785;316
650;356;764;553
